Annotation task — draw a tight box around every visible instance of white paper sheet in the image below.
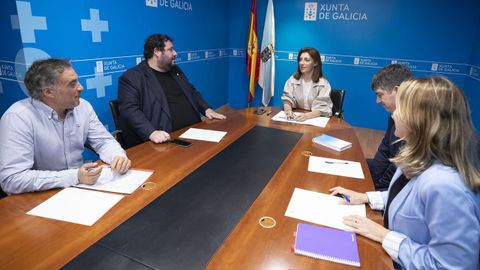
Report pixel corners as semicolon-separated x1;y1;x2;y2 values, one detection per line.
271;111;330;128
285;188;366;231
179;128;227;142
75;167;154;194
27;188;123;226
308;156;365;179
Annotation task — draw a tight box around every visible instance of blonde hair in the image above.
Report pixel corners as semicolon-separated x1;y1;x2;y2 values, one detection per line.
392;77;480;190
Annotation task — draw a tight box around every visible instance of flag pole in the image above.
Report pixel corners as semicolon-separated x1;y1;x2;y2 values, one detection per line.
258;0;275;116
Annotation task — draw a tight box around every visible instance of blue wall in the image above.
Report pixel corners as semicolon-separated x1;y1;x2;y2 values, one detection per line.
464;15;480;132
0;0;230;133
1;0;479;133
227;0;480;130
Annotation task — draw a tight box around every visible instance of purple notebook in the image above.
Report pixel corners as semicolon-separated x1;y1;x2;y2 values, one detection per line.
294;223;360;267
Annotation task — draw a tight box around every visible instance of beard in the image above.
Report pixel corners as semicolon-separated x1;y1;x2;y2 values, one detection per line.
158;58;175;72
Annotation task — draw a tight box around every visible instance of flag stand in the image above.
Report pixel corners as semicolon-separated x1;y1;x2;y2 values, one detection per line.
254;107;266;115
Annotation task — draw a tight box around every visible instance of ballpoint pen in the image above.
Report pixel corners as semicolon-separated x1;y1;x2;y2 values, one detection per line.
324;161;349;165
342;194;351;203
85;161;99;172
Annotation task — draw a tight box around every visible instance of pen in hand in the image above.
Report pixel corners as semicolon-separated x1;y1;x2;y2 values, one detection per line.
79;162;103;185
85;162;99;172
342;194;351;203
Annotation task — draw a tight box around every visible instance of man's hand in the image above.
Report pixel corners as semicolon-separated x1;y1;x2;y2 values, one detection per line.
78;162;103;185
205;108;226;120
149;130;171;143
110;156;131;174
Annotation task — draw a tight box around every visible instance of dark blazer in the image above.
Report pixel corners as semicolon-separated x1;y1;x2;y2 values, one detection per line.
118;61;210;148
369;115;402;190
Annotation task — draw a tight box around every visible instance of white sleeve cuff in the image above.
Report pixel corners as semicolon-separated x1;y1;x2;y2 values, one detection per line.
366;191;385;210
382;231;407;262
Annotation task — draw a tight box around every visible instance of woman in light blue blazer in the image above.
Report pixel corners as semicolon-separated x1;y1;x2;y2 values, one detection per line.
331;77;480;269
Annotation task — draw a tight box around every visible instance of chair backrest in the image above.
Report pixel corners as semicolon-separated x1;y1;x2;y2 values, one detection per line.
108;100;126;147
330;89;345;118
0;187;7;199
109;99;121;130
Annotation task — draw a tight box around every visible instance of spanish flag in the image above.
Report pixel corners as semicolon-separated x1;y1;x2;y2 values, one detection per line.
246;0;259;105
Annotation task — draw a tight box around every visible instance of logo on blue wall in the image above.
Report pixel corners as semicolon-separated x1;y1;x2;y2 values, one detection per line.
304;2;368;21
304;2;317;21
10;1;51;96
145;0;193;11
81;9;109;43
86;62;112;98
146;0;158;7
11;1;47;43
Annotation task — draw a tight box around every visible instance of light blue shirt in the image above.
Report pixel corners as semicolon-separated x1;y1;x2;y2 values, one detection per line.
383;163;480;269
0;98;126;194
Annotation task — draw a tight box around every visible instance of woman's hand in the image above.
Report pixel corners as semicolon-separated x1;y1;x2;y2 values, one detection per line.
294;113;307;122
296;111;322;122
283;103;293;118
343;215;390;243
329;186;369;204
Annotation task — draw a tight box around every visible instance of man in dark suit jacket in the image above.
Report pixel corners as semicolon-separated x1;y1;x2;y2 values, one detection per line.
118;34;226;148
368;64;412;190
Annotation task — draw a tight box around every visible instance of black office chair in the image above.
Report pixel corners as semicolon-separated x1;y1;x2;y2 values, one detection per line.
330;89;345;119
0;187;7;199
109;99;126;148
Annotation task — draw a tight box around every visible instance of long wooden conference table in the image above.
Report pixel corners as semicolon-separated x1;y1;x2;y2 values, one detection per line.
0;107;393;270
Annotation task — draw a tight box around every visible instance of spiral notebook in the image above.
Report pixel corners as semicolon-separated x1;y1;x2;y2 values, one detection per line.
294;223;360;267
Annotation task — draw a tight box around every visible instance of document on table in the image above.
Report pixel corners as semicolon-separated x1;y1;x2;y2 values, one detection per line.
75;167;154;194
271;111;330;128
179;128;227;142
308;156;364;179
285;188;366;231
27;188;123;226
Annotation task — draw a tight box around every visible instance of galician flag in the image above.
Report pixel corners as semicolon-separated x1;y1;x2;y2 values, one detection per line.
246;0;259;105
258;0;275;107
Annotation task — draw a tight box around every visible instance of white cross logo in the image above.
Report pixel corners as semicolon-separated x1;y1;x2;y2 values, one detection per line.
11;1;47;43
81;9;109;43
86;67;112;98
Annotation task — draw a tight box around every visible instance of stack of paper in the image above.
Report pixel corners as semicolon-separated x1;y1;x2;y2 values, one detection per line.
75;167;154;194
285;188;366;231
308;156;364;179
28;167;154;226
271;111;330;128
27;188;123;226
179;128;227;142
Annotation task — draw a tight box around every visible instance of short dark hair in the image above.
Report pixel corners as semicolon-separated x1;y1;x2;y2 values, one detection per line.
293;47;324;83
371;64;412;93
24;58;72;100
143;34;173;60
